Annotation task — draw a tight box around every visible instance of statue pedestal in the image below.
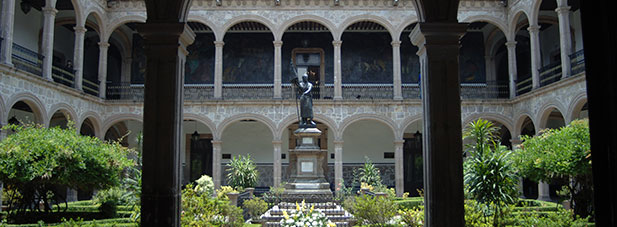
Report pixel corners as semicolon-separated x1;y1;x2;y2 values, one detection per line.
285;127;332;197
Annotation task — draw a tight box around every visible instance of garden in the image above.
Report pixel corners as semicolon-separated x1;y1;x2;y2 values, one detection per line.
0;119;594;226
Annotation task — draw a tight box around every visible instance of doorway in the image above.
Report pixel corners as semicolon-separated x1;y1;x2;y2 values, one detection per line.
187;134;213;182
404;133;423;196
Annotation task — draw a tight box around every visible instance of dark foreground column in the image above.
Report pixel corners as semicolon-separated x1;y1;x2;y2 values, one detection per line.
138;23;195;226
410;23;467;227
580;1;617;225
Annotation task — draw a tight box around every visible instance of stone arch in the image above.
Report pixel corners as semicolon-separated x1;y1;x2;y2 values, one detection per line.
47;103;78;127
6;92;48;125
530;0;544;27
102;114;143;136
400;115;423;138
215;113;276;141
183;113;216;135
106;15;147;42
187;16;221;41
68;0;84;27
459;15;508;39
78;111;103;138
220;15;276;41
338;114;398;141
394;18;420;42
276;15;337;41
462;113;514;137
336;15;396;41
514;112;536;137
276;114;338;141
82;8;106;38
508;10;532;41
536;102;567;130
566;92;587;122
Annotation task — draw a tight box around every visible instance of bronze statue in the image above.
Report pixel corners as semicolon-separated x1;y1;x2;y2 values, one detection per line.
292;70;316;128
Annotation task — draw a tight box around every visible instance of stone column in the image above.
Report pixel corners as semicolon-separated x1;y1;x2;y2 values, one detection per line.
41;7;58;80
528;25;541;89
506;41;517;98
556;2;572;79
410;23;467;227
0;0;15;66
73;26;87;91
332;40;343;100
485;55;497;97
212;140;222;189
66;188;78;202
538;181;551;201
334;140;343;191
273;140;282;187
213;41;224;99
137;23;195;227
394;140;404;197
98;42;110;98
392;41;403;100
273;41;283;99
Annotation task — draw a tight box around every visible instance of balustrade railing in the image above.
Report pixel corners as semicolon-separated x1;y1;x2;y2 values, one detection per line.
282;83;334;100
402;84;421;99
83;77;100;96
222;84;274;100
460;82;509;99
515;76;533;96
51;64;75;87
11;43;43;77
106;83;144;101
570;49;585;76
539;61;562;87
342;84;393;100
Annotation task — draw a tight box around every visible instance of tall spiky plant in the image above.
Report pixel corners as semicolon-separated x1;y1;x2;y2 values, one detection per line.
226;154;259;190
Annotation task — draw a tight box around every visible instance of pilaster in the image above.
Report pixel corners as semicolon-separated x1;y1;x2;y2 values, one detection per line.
528;25;541;89
41;7;58;81
394;140;404;197
273;41;283;99
537;181;551;201
410;22;467;227
73;26;87;91
214;41;224;99
212;140;222;189
334;140;344;191
273;140;282;186
0;0;16;66
332;40;343;100
556;5;572;79
98;42;110;98
392;41;403;100
506;41;517;98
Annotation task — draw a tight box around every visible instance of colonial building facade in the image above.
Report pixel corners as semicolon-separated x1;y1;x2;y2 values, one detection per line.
0;0;586;201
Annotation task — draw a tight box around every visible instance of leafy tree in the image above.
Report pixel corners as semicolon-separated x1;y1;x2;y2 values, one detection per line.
0;124;132;217
463;119;519;226
354;157;383;187
513;119;592;218
226;154;258;190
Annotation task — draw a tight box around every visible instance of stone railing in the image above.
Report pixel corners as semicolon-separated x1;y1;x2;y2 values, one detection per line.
51;64;75;88
222;84;274;100
342;84;393;100
12;43;43;77
282;83;335;100
570;49;585;76
460;82;509;99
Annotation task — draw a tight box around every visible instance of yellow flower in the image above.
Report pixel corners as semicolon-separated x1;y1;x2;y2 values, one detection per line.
310;205;314;213
301;200;306;211
328;222;336;227
283;210;290;220
296;201;300;211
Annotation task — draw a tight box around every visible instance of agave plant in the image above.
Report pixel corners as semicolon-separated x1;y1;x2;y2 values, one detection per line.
226;154;259;190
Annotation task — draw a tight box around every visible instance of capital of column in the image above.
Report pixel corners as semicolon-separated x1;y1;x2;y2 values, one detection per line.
333;140;344;145
394;140;405;145
211;140;223;145
527;25;540;33
73;26;87;34
273;40;283;47
505;41;517;48
98;42;110;49
214;41;225;47
391;40;401;47
42;7;58;16
272;140;283;145
332;40;342;47
555;6;571;14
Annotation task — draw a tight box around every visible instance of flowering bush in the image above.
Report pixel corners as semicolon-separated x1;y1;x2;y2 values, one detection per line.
280;200;336;227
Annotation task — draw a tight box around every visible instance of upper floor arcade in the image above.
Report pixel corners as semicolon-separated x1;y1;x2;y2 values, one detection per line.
0;0;585;102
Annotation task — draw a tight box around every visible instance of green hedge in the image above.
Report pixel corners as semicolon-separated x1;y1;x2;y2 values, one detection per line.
394;197;423;210
3;218;136;227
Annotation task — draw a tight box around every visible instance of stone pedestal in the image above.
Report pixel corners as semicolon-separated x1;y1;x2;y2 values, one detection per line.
285;128;331;197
